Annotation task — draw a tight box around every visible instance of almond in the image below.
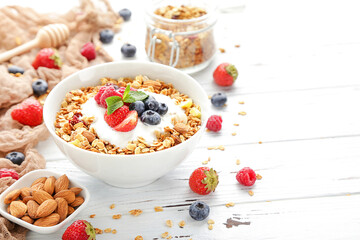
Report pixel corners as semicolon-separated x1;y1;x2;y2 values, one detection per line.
54;190;75;204
31;182;44;191
20;187;32;199
9;201;27;218
27;200;39;219
31;177;47;187
43;176;56;195
22;196;34;204
36;199;57;218
174;122;189;134
82;130;95;143
54;174;69;193
55;198;68;222
21;215;34;224
70;196;84;207
4;189;21;204
69;187;82;196
34;213;60;227
68;206;75;216
33;190;53;205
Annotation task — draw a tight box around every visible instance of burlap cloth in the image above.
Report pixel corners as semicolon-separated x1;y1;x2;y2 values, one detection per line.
0;0;121;238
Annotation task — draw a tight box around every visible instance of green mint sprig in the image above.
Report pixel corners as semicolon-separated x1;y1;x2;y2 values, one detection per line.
105;84;148;115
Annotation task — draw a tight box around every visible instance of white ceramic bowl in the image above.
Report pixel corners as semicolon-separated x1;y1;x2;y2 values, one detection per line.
43;61;209;188
0;169;90;234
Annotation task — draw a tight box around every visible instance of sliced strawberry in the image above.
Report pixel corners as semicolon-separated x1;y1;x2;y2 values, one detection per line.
99;88;123;108
104;105;129;128
113;110;138;132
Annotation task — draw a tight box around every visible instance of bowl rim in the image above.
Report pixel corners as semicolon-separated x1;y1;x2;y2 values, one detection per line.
43;61;209;159
0;169;90;234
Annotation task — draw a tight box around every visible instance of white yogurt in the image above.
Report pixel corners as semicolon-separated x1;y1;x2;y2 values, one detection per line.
81;91;187;148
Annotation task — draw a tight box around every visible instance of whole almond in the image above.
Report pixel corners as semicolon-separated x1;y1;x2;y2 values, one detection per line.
31;177;47;187
44;176;56;195
22;196;34;204
54;174;69;193
31;182;44;191
21;215;34;224
4;189;21;204
33;190;53;205
27;200;39;219
70;196;84;207
34;213;60;227
67;206;75;216
9;201;27;218
174;122;189;134
54;190;75;204
82;130;95;143
36;199;57;218
55;198;68;222
20;187;32;199
69;187;82;196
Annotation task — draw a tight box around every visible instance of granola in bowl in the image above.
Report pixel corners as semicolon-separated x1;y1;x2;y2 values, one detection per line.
54;75;202;155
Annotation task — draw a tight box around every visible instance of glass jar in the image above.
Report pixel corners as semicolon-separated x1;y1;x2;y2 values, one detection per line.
145;0;217;74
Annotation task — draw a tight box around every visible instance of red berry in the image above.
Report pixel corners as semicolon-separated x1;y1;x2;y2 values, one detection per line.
213;63;238;86
113;110;138;132
62;220;96;240
206;115;222;132
94;86;113;105
236;167;256;186
69;115;81;126
104;105;130;127
80;42;96;61
99;88;123;108
11;99;43;127
0;168;19;180
32;48;62;70
189;167;219;195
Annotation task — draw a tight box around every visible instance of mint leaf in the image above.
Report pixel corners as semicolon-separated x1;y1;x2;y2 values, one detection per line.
105;96;124;115
123;91;148;103
122;84;131;100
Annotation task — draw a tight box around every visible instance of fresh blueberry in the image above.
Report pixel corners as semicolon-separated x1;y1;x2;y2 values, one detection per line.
157;103;168;116
121;43;136;58
8;65;24;74
99;29;114;44
129;101;145;116
32;79;48;96
5;152;25;165
140;110;161;125
144;96;159;111
189;201;210;221
119;8;131;21
211;93;227;107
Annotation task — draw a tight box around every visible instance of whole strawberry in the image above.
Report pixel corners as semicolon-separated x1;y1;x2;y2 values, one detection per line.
189;167;219;195
104;105;130;127
62;220;96;240
32;48;62;70
0;169;19;180
11;99;43;126
213;63;238;86
80;42;96;61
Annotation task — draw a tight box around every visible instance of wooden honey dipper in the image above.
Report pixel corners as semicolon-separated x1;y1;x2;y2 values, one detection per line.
0;24;70;63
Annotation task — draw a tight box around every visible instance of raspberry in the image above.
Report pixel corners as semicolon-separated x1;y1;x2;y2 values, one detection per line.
236;167;256;186
99;88;123;108
206;115;222;132
80;42;96;61
94;86;114;105
0;168;19;180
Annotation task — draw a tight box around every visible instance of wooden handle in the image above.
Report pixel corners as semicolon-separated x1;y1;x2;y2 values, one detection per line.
0;39;38;63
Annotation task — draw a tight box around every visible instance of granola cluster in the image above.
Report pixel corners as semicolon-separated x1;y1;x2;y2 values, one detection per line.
146;5;215;69
54;75;202;155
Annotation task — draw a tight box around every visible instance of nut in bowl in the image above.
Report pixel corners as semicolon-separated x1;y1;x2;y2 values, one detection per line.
0;169;90;234
43;61;210;188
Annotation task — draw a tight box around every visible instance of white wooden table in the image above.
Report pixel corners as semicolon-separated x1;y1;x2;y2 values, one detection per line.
3;0;360;239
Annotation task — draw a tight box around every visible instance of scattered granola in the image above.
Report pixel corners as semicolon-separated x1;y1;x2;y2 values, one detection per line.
235;44;240;48
95;228;103;234
207;219;215;225
54;76;201;155
207;145;225;151
110;204;115;209
154;206;164;212
135;236;144;240
178;220;186;228
90;214;96;218
256;174;263;180
238;101;244;104
129;209;143;216
238;111;247;116
232;132;237;136
226;202;235;208
234;123;239;126
248;190;254;196
208;224;213;230
104;228;112;233
112;214;121;219
112;229;117;234
166;219;173;227
161;232;169;238
202;160;208;165
219;48;226;53
258;141;262;144
236;159;240;165
15;37;22;46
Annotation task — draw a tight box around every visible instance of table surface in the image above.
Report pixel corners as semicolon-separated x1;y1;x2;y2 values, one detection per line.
2;0;360;239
